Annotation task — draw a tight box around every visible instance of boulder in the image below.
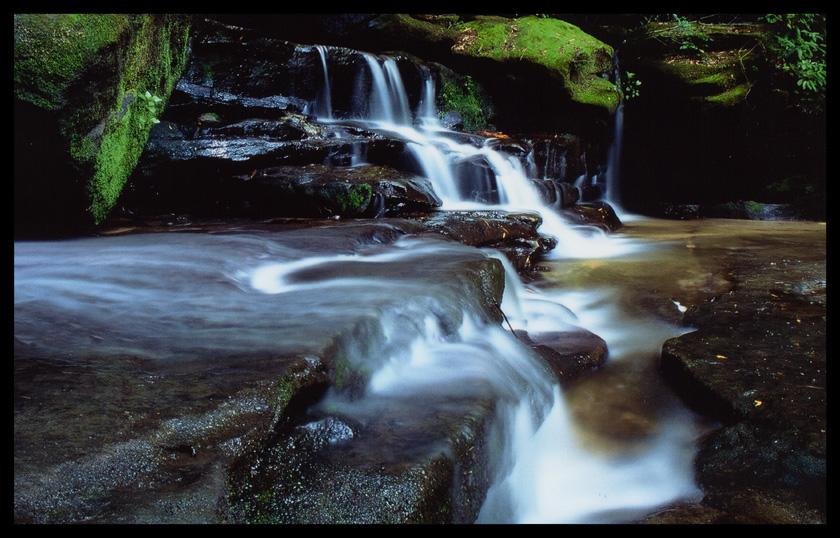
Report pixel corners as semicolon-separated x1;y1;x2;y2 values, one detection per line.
515;329;608;384
560;201;622;231
418;210;556;270
14;14;192;235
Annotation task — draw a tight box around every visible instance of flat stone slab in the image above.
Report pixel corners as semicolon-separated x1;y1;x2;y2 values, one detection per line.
14;222;510;523
660;233;826;522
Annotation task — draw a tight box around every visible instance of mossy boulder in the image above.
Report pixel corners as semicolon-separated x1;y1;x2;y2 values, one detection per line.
369;15;619;116
14;14;191;235
207;14;618;133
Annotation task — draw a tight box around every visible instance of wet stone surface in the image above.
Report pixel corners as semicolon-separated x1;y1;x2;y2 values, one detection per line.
658;221;826;522
14;222;510;523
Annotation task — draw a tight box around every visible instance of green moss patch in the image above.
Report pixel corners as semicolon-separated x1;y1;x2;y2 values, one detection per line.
14;14;131;110
454;16;619;112
657;49;754;106
335;183;373;214
438;75;491;131
372;14;619;113
14;14;191;227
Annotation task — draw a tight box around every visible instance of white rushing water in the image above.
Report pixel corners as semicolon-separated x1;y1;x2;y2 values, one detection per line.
314;51;640;259
239;235;701;523
314;46;333;120
299;49;701;522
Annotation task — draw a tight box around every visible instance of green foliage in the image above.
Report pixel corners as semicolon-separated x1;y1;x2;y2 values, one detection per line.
744;200;764;214
642;14;712;57
335;183;373;214
671;14;711;54
619;70;641;101
762;13;825;114
439;75;490;131
136;90;163;128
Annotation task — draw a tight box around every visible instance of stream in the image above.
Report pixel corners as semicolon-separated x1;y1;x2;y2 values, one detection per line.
13;14;826;525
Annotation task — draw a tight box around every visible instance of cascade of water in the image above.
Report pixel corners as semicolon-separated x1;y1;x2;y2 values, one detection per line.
383;58;412;125
604;101;624;206
603;53;640;221
308;50;639;258
294;49;700;522
417;66;440;129
314;45;333;119
362;53;394;122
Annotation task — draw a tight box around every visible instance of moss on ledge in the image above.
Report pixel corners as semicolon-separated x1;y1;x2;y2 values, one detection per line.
455;16;619;112
14;14;192;229
656;49;755;107
371;14;619;114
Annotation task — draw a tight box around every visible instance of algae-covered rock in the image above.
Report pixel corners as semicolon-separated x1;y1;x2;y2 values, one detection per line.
370;15;619;114
14;14;191;235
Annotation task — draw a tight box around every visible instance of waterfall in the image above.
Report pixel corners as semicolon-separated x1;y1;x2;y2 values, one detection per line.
383;58;412;125
603;53;637;220
314;45;332;119
604;101;624;208
362;53;412;124
308;49;639;258
417;66;440;128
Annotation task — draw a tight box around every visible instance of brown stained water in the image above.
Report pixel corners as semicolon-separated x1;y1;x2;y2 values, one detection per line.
536;217;826;457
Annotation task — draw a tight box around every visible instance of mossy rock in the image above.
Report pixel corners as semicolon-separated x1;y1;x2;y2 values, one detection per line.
655;50;755;107
435;68;493;131
14;14;191;234
370;14;619;114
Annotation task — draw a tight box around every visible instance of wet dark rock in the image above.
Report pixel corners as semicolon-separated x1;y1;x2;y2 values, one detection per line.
515;329;608;385
239;164;441;218
519;133;586;182
166;80;310;124
641;503;736;524
556;182;580;208
440;111;464;130
123;119;408;219
418;210;554;271
578;183;603;202
224;398;496;523
702;200;802;221
452;155;499;204
530;179;559;207
560;201;622;232
200;116;323;140
660;244;826;523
